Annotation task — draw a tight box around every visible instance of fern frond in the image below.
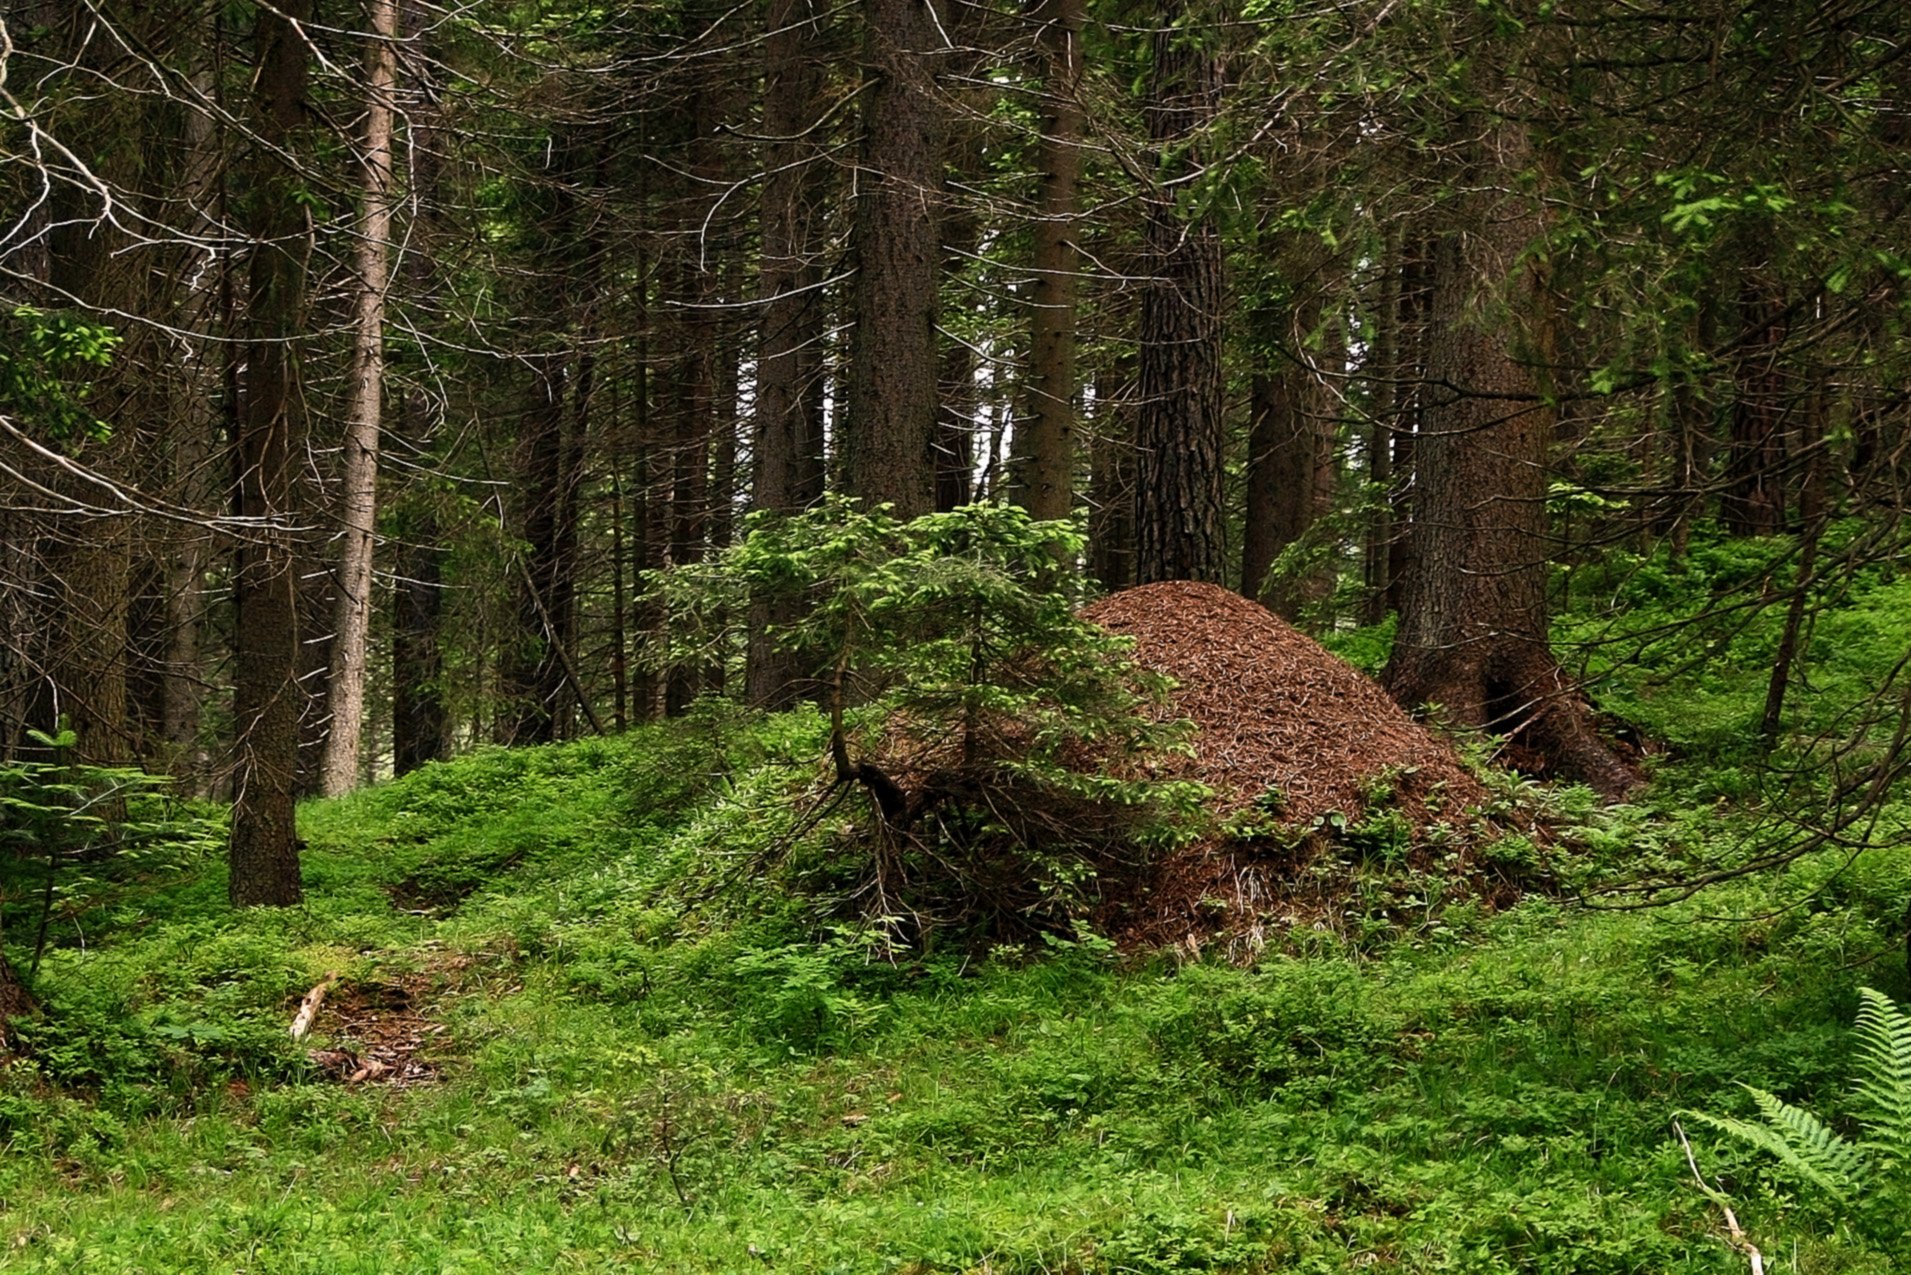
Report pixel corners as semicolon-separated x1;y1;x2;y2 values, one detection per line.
1852;986;1911;1170
1685;1086;1871;1202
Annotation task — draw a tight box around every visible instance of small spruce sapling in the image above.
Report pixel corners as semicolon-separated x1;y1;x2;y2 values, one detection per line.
645;498;1205;938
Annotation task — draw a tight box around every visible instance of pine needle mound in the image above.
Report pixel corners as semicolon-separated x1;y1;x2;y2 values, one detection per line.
1083;581;1485;825
1082;581;1495;950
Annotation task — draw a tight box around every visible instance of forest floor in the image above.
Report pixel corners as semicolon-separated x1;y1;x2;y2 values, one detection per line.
6;547;1911;1273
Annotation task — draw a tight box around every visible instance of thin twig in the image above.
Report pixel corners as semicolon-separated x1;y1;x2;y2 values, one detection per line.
1675;1119;1767;1275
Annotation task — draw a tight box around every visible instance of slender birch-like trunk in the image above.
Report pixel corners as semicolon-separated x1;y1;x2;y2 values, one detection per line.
318;0;399;796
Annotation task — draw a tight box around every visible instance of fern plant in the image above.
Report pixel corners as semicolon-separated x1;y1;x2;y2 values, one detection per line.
1684;987;1911;1258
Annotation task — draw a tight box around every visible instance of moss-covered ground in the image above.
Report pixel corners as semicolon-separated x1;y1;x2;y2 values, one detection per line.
7;533;1911;1272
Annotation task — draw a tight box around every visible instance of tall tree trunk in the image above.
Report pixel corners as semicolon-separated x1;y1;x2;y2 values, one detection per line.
553;340;590;738
844;0;943;518
1133;15;1226;584
631;223;669;723
230;0;316;906
391;494;448;773
1382;111;1638;798
1721;276;1791;536
390;0;449;774
1238;365;1331;616
33;3;142;770
745;0;829;707
293;535;334;797
1759;355;1828;743
1360;242;1401;625
935;164;981;512
1385;238;1431;617
319;0;399;795
501;357;568;745
665;88;722;716
121;50;225;792
610;453;629;730
1087;358;1137;590
1014;0;1085;521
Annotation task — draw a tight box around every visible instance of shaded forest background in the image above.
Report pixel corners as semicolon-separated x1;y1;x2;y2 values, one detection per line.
2;0;1908;905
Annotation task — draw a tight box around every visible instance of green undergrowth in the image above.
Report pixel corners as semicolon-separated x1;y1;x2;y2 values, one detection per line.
4;695;1911;1269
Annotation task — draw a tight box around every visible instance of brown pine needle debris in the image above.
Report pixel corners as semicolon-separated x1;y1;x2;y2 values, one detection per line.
1082;581;1500;951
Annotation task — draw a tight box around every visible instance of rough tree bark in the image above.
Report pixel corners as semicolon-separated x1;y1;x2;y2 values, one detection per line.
318;0;399;795
745;0;830;709
32;3;141;770
1133;15;1226;584
844;0;943;518
120;43;223;790
1382;110;1639;798
1013;0;1085;522
390;0;450;774
230;0;316;906
155;69;224;790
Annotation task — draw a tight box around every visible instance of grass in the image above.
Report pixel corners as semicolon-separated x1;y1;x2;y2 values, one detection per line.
6;548;1911;1270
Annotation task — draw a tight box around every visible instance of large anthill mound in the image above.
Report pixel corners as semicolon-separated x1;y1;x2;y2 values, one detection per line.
1082;581;1500;951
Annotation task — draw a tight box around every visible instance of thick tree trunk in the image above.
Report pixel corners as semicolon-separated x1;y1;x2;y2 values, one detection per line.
1133;16;1226;584
745;0;829;708
1382;113;1638;799
157;382;216;787
844;0;943;518
319;0;399;796
230;0;316;906
749;0;828;525
1014;0;1085;522
34;4;140;770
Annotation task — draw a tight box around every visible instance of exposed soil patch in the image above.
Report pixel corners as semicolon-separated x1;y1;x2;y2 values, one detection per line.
304;973;446;1087
1082;581;1507;950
